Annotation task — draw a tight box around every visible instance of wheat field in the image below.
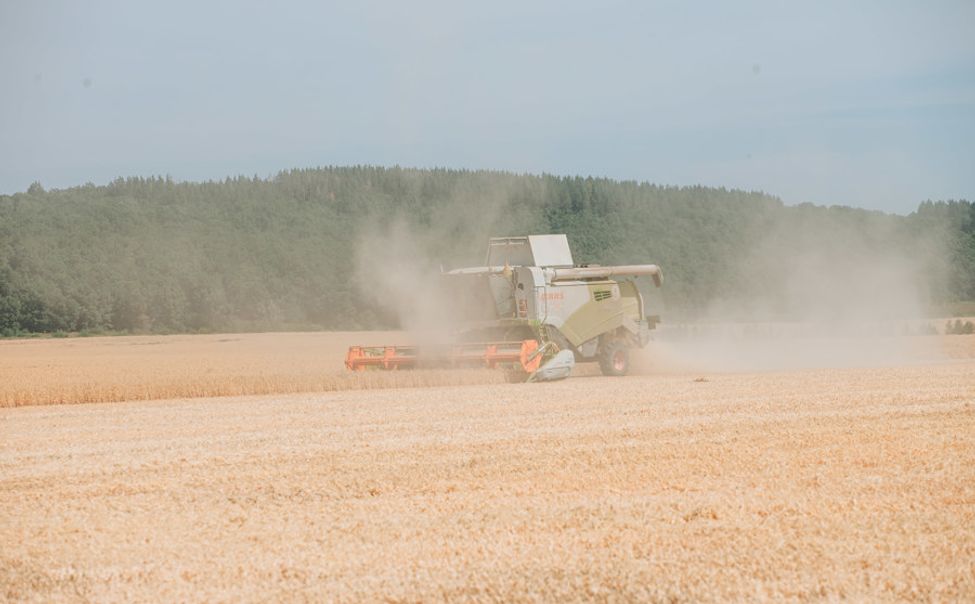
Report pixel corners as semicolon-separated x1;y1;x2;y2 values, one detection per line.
1;334;974;601
0;332;509;407
1;330;968;407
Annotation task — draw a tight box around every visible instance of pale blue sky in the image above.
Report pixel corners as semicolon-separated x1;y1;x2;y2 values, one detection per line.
1;0;972;213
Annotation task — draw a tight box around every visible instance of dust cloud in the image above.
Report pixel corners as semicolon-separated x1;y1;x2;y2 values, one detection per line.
637;216;948;373
638;327;944;374
354;186;950;374
350;177;530;346
353;219;459;347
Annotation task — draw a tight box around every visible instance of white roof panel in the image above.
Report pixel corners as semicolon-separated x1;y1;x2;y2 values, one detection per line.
528;234;574;267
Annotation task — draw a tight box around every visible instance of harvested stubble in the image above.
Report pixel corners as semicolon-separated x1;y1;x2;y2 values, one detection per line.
0;332;505;407
1;361;974;601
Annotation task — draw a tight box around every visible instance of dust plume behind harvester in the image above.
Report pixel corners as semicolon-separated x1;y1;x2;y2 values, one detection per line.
345;235;662;381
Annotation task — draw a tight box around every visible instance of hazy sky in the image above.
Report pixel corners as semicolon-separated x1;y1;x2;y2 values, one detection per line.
1;1;972;213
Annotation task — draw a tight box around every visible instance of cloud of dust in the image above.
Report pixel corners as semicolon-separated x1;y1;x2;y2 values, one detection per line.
352;178;949;373
353;219;459;345
638;326;944;374
637;212;948;373
351;174;538;346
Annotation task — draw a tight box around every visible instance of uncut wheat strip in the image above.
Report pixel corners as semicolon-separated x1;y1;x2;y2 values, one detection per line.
0;368;508;408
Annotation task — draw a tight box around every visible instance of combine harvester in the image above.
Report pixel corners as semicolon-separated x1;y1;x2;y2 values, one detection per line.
346;235;662;381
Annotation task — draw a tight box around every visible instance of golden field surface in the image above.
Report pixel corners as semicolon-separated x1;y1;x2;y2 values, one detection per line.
0;332;507;407
1;333;974;601
1;329;971;407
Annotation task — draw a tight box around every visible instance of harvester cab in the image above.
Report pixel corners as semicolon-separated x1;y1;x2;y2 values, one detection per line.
345;234;662;380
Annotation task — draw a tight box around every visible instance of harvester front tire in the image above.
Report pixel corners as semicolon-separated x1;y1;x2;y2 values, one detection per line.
598;341;630;377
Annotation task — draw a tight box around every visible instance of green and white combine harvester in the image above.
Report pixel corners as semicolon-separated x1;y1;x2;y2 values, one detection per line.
346;234;663;381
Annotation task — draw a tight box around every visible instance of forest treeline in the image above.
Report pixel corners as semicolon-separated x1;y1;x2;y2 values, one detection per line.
1;167;973;334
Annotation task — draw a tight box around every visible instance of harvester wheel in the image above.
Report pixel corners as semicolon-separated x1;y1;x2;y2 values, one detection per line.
598;340;630;377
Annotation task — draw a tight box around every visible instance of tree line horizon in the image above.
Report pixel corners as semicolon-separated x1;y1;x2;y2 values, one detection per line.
1;166;972;335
